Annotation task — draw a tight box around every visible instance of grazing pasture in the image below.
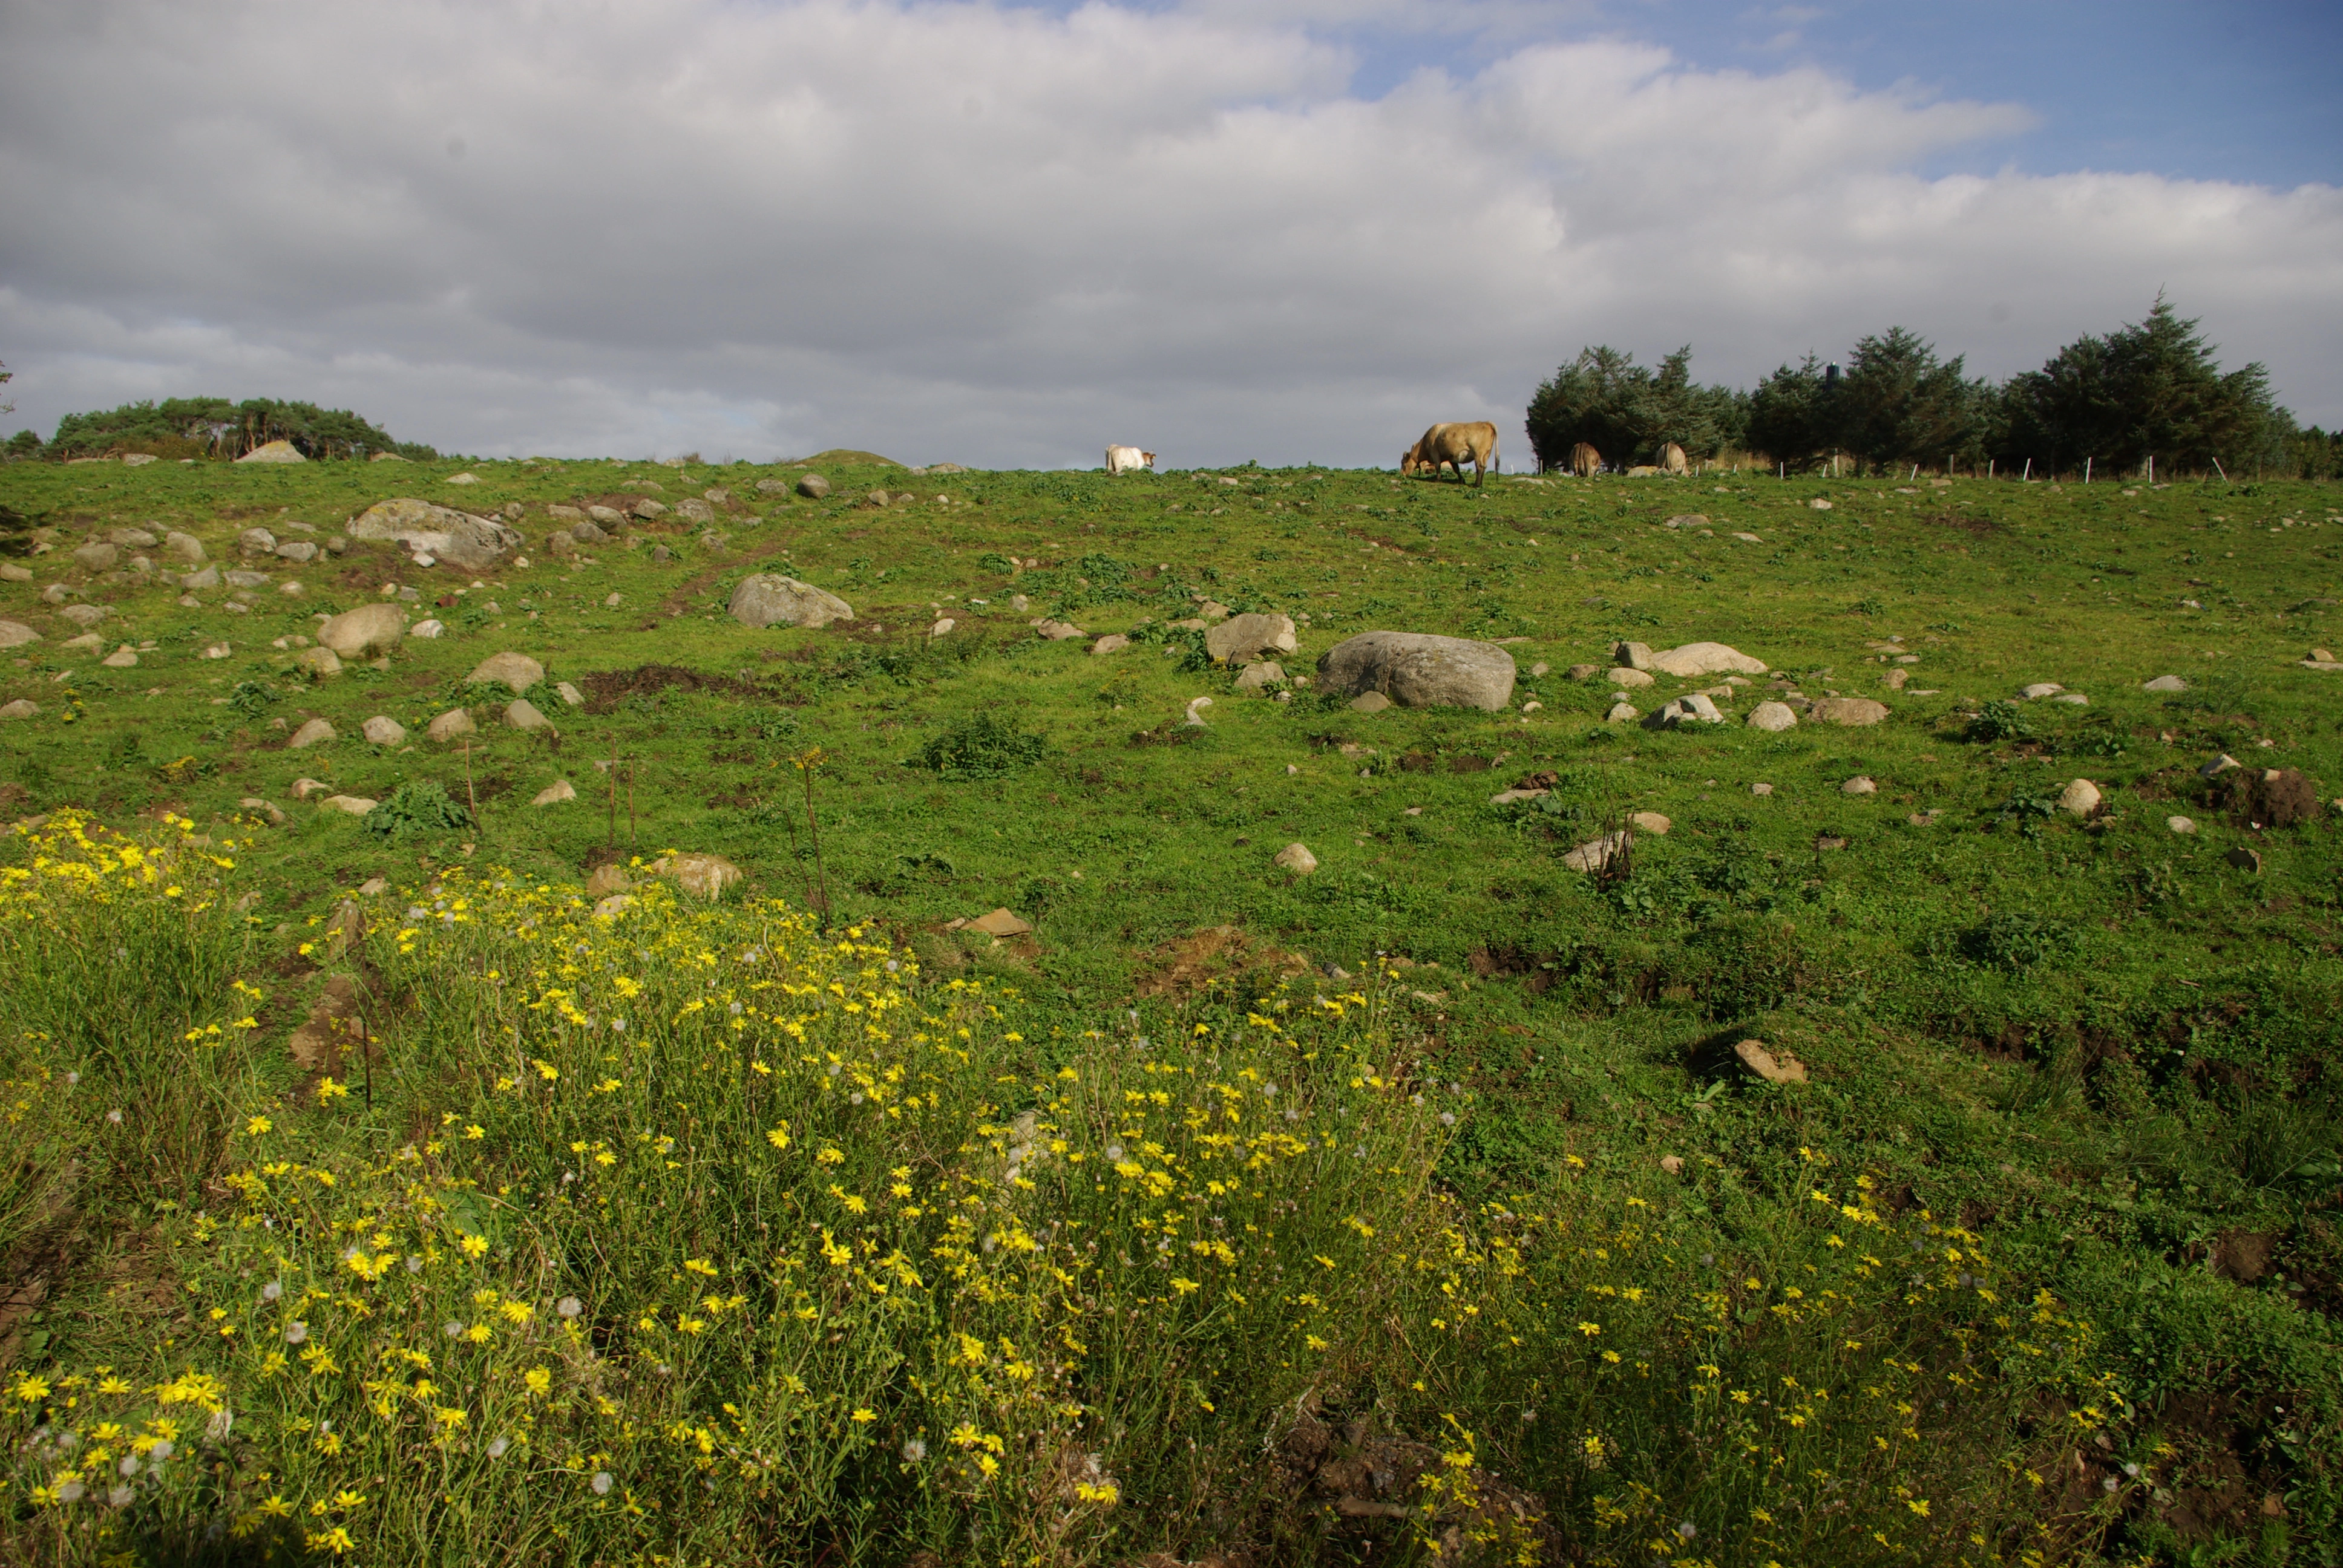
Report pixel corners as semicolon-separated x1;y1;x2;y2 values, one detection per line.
0;451;2336;1565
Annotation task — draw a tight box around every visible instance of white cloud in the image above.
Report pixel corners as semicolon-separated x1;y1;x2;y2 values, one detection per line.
0;0;2335;465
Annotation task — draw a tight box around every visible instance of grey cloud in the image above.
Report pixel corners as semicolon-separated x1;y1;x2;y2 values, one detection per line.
1;0;2335;468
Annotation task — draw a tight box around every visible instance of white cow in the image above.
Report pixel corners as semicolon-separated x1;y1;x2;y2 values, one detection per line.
1106;445;1156;475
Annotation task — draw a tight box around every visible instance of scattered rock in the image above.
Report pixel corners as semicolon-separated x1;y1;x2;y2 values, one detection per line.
238;795;284;825
1273;843;1319;875
60;603;108;629
1629;812;1671;835
585;864;630;898
1883;668;1909;690
182;566;221;589
1751;782;1773;795
361;716;407;745
1810;697;1889;726
2200;754;2240;779
1567;663;1599;680
1184;696;1214;727
287;718;336;749
62;632;102;652
1350;691;1392;713
2143;675;2187;692
427;708;475;742
1647;641;1767;678
632;499;669;520
468;650;545;691
0;699;36;719
1645;693;1723;728
275;540;318;564
967;908;1032;937
2051;693;2089;707
554;681;585;707
1605;702;1639;722
1317;632;1516;710
1562;831;1631;873
1841;776;1876;795
1608;667;1654;689
1732;1039;1807;1083
0;621;41;649
1206;612;1299;664
648;853;744;900
293;646;342;678
1530;661;1550;677
290;778;330;800
1034;619;1086;641
1613;641;1653;671
531;780;577;806
727;575;856;630
1487;788;1547;806
1090;633;1129;656
929;618;955;638
72;541;119;572
347;499;522;570
2167;815;2197;834
1808;498;1832;511
319;794;376;816
1659;1155;1684;1175
796;474;831;500
410;619;444;638
0;564;30;583
2019;682;2064;699
318;603;406;658
504;699;552;732
2057;778;2102;815
1746;700;1798;732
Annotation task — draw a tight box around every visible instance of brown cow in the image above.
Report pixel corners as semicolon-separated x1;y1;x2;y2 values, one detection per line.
1569;442;1600;477
1401;421;1499;486
1660;442;1689;474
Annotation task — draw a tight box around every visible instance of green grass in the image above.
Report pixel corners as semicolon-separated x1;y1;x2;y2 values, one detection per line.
0;453;2338;1564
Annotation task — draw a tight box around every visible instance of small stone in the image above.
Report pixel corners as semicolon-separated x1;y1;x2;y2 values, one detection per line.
287;718;336;749
1562;831;1631;872
554;681;585;707
279;581;305;597
1659;1155;1684;1175
2057;779;2101;815
1884;668;1908;690
61;603;108;629
1609;667;1654;688
505;699;551;732
531;780;577;806
1809;498;1832;511
290;778;329;799
1605;702;1639;722
632;499;668;520
2143;675;2186;692
1629;812;1671;835
73;541;120;572
1273;843;1318;875
2052;693;2089;706
2167;815;2197;834
2200;754;2240;779
238;795;284;824
1841;776;1876;795
361;716;407;745
1034;619;1086;641
1567;663;1599;680
0;620;39;650
358;877;388;895
1520;699;1542;712
2226;846;2261;874
1732;1039;1807;1083
1746;700;1798;732
2019;682;2063;699
0;699;36;719
1349;691;1392;713
929;618;955;638
1090;633;1129;656
293;646;342;678
202;641;231;659
63;632;103;651
1751;782;1772;795
319;794;376;816
1530;661;1550;677
427;708;476;741
968;907;1032;936
102;645;139;668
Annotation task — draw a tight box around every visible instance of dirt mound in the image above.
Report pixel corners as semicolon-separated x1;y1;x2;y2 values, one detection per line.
576;664;775;711
1133;926;1311;999
2220;766;2320;829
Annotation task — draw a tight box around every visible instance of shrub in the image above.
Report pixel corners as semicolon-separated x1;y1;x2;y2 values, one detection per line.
906;713;1048;779
363;780;476;841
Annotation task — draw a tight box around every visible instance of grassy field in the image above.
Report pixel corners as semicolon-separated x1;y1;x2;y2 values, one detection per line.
0;451;2336;1566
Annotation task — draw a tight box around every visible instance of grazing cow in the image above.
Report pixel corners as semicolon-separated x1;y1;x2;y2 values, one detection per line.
1660;442;1688;474
1569;442;1600;478
1105;445;1155;475
1401;421;1499;486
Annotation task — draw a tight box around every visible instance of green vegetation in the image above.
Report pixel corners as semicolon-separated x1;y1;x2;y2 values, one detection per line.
38;397;434;462
0;450;2336;1564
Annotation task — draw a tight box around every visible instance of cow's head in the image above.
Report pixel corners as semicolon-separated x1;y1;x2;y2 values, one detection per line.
1141;451;1156;466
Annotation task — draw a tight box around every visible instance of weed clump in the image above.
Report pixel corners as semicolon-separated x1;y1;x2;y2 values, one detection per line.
363;780;476;841
908;712;1048;779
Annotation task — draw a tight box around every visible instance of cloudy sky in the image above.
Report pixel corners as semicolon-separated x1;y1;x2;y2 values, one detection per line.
2;0;2338;467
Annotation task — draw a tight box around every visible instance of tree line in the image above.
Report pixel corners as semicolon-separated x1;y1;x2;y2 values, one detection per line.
5;396;436;462
1525;296;2335;480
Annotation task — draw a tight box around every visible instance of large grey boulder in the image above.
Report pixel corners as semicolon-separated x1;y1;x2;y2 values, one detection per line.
1206;612;1298;664
796;473;831;500
1647;641;1768;678
318;602;405;658
728;575;854;630
1316;632;1516;711
347;499;522;570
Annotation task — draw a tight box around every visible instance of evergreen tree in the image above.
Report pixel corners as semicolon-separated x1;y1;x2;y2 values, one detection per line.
1745;355;1833;472
1837;327;1985;474
1525;345;1740;470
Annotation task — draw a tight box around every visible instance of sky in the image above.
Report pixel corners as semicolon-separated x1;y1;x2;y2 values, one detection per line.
1;0;2338;468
